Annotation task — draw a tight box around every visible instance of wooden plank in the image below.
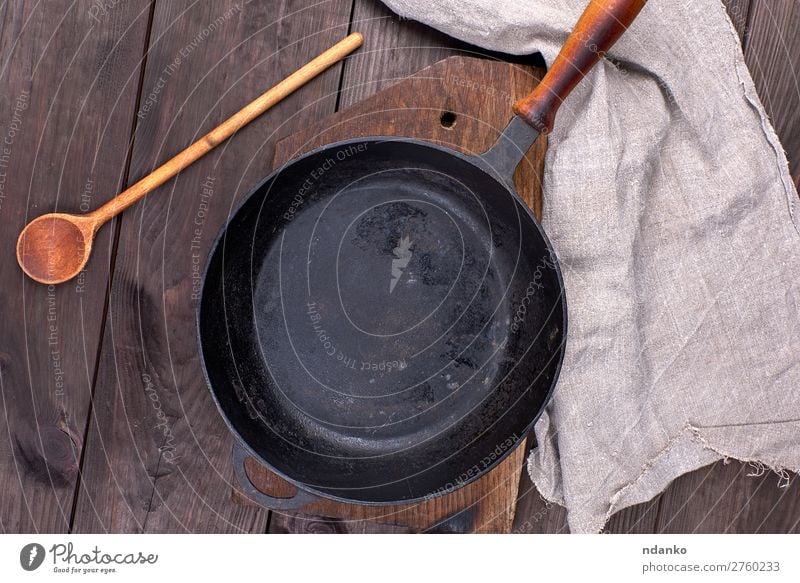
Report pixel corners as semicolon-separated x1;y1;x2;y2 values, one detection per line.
0;0;151;533
342;0;542;110
604;499;662;533
269;513;413;534
742;0;800;185
341;0;464;109
656;461;799;533
512;470;569;533
71;0;353;533
723;0;752;41
239;54;547;533
511;462;661;533
0;0;794;537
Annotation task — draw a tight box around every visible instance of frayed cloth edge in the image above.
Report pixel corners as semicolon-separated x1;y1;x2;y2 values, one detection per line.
527;421;799;533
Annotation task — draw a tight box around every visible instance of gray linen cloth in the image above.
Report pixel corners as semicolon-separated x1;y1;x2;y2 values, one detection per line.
381;0;800;532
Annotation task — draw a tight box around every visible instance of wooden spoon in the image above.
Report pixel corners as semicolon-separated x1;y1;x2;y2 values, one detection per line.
17;32;363;285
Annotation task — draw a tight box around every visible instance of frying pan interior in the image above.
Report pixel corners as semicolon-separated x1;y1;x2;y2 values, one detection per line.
199;139;565;503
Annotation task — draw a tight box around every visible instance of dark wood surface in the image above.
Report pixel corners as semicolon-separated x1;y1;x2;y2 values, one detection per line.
0;0;153;534
743;0;800;189
0;0;797;533
71;0;354;534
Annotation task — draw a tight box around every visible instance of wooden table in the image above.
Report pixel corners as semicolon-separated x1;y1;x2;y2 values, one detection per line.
0;0;797;534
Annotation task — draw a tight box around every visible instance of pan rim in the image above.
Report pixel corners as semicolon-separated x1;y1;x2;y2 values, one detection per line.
196;134;569;506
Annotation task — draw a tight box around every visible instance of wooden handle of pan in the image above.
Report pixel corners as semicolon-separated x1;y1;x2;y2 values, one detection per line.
89;32;364;225
512;0;647;134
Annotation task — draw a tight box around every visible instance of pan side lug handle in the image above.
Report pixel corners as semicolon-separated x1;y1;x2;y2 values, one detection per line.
232;441;318;511
477;116;541;185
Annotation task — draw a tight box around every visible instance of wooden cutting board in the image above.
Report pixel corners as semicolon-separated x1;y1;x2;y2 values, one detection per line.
233;55;548;533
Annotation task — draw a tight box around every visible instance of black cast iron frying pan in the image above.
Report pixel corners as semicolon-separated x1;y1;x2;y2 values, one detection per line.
199;0;647;508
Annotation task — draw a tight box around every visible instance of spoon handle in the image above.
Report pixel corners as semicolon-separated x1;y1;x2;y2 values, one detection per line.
89;32;363;224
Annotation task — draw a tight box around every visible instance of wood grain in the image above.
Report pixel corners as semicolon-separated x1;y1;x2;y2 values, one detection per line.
238;55;548;533
2;0;799;535
511;458;662;533
340;0;465;109
269;512;413;534
70;0;353;533
724;0;752;40
90;33;363;223
0;0;152;533
511;466;569;533
656;461;799;533
741;0;800;187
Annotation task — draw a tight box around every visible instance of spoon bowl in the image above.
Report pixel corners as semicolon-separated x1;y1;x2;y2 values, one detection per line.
16;213;96;285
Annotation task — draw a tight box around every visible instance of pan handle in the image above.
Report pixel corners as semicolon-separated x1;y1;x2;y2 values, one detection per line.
232;441;318;511
513;0;648;134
